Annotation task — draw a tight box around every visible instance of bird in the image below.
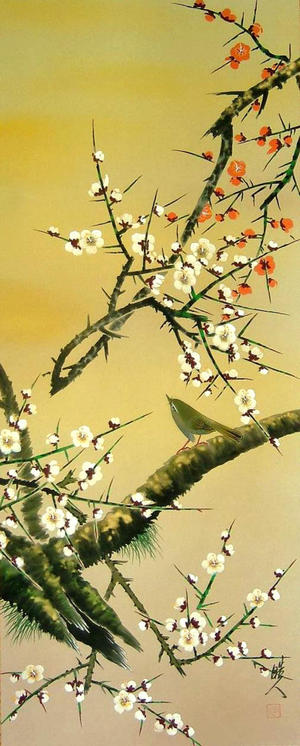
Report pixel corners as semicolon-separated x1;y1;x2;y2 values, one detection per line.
166;395;242;451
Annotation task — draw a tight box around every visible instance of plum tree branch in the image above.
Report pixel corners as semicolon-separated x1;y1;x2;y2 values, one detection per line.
37;408;300;568
181;57;300;243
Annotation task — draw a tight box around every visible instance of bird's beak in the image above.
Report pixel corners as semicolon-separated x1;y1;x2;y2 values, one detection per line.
166;394;171;403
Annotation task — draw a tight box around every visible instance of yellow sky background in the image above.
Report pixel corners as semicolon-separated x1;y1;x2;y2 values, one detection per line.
1;1;300;745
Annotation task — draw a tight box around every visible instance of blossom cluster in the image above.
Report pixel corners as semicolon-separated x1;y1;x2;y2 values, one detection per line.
112;678;195;739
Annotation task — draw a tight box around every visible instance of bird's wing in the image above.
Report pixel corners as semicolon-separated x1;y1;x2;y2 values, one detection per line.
187;411;214;435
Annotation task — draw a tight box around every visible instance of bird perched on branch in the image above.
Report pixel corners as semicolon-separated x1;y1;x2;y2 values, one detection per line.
166;395;242;451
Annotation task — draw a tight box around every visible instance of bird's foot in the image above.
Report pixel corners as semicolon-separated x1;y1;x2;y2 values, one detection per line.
196;437;208;447
176;440;191;454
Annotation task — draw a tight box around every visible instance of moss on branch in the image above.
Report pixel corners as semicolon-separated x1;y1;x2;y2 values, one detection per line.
42;409;300;566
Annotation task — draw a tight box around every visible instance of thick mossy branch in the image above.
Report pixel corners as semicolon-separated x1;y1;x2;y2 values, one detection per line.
0;558;77;648
0;364;46;539
181;57;300;243
39;409;300;567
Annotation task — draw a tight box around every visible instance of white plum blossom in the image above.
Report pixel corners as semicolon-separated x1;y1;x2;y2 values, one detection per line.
135;709;147;721
108;417;120;429
218;284;233;302
213;323;236;351
228;343;240;363
213;656;224;667
93;435;104;451
78;461;103;489
269;588;280;601
224;368;238;379
57;493;68;507
137;691;152;704
15;690;28;705
155;718;166;732
42;459;60;483
223;543;235;556
110;187;122;203
227;646;241;660
234;388;259;423
187;573;198;585
180;612;206;631
135;214;147;225
217;615;228;627
71;425;94;448
248;346;263;361
267;240;278;250
93;507;104;521
2;514;17;529
41;506;65;533
200;368;213;383
21;664;44;683
116;213;134;230
173;597;187;612
165;713;184;736
47;226;60;237
9;416;27;431
24;403;37;415
178;627;200;651
10;673;20;684
202;552;225;575
31;466;42;479
275;568;284;577
183;725;195;738
88;175;109;198
261;648;272;658
171;241;182;254
113;689;136;714
63;545;74;557
57;511;78;537
224;235;237;244
233;254;248;267
173;260;197;294
92;150;104;162
130;492;147;507
0;531;8;550
21;388;32;399
79;230;104;254
121;680;136;692
138;618;150;631
165;618;178;632
0;429;21;456
247;588;268;608
104;452;113;464
38;690;50;704
3;487;16;501
190;238;215;265
154;204;164;217
238;640;248;655
163;295;174;307
145;273;165;295
64;231;82;256
46;432;60;446
64;681;74;692
131;233;156;262
211;264;223;276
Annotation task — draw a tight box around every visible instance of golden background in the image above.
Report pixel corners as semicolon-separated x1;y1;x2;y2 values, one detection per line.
1;1;299;744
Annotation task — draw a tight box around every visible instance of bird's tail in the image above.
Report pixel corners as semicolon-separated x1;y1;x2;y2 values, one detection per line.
213;421;243;442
